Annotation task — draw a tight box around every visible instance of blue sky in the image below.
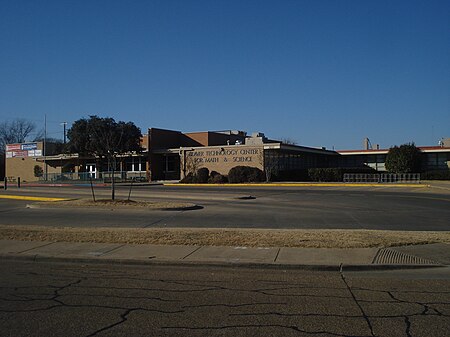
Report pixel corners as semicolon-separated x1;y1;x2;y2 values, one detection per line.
0;0;449;150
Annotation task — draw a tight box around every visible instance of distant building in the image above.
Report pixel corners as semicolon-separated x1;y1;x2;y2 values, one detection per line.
338;139;450;172
3;131;450;182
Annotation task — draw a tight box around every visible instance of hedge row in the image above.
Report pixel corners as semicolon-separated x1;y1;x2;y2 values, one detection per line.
421;170;450;180
180;166;380;183
273;167;377;182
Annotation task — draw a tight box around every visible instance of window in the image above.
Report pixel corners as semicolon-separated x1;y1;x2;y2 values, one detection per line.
165;156;176;172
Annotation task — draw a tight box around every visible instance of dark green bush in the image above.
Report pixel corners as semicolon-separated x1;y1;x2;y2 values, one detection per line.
208;173;228;183
209;171;220;178
196;167;209;183
308;168;342;182
421;170;450;180
273;169;310;182
307;167;377;182
228;166;265;183
180;172;195;183
33;165;43;177
180;167;209;183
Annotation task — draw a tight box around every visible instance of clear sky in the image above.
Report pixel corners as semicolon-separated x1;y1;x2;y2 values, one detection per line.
0;0;449;150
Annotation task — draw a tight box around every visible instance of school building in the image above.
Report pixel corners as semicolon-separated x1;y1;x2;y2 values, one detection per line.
3;128;450;182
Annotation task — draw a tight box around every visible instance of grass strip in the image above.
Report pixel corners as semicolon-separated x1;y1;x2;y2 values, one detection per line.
0;225;449;248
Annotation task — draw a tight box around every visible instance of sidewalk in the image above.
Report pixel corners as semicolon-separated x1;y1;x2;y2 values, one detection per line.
0;239;447;270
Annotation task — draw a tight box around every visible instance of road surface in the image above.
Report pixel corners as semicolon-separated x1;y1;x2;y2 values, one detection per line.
0;260;449;337
0;185;449;230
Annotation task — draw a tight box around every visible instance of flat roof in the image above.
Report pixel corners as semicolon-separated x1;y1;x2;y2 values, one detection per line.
338;146;450;155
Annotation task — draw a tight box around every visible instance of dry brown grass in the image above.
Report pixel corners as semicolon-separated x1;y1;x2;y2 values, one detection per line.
0;225;449;248
31;199;196;210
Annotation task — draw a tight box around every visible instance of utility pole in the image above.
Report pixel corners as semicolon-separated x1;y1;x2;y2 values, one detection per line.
44;114;47;181
61;121;67;144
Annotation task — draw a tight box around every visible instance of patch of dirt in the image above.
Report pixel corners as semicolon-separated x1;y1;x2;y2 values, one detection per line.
0;225;449;248
30;198;198;210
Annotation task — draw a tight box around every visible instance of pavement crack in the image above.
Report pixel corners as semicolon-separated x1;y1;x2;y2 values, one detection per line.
404;316;412;337
230;311;363;318
85;308;133;337
340;271;375;337
161;323;372;336
182;302;286;309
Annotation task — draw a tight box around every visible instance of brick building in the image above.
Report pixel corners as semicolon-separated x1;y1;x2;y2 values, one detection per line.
3;130;450;183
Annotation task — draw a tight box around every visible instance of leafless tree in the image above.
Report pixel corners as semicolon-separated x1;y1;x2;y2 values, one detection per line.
181;151;202;178
258;149;279;182
281;138;298;145
0;119;37;153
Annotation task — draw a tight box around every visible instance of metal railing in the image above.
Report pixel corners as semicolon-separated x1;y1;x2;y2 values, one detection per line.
343;173;421;183
39;171;147;183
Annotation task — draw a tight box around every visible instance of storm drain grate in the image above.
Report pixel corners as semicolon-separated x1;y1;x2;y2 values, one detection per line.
372;248;440;265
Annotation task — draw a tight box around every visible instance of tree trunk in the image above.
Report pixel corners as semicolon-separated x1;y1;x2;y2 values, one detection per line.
111;155;115;200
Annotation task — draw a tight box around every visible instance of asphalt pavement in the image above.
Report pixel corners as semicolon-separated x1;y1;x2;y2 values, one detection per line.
0;184;449;230
1;260;449;337
1;183;449;336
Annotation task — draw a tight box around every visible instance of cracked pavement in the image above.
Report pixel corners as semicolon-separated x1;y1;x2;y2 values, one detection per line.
0;260;449;336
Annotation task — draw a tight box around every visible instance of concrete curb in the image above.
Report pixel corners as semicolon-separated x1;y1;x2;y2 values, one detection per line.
0;253;444;271
164;183;429;188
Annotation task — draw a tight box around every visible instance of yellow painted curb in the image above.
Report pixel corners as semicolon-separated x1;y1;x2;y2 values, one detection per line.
164;183;429;188
0;195;68;202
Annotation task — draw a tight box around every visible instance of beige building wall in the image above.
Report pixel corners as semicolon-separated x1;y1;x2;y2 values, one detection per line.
5;142;61;182
6;157;62;182
180;145;264;177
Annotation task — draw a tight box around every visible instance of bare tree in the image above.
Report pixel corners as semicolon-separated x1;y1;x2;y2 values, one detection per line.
180;150;202;178
0;119;37;153
281;138;298;145
257;148;279;182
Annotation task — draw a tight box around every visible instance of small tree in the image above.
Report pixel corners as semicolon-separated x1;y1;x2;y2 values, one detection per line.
67;116;142;200
385;143;422;173
34;165;43;177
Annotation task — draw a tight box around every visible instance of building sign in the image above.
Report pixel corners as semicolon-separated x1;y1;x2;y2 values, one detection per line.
21;143;38;151
182;146;264;176
186;147;261;164
5;149;42;158
6;144;21;151
28;150;42;157
12;150;28;158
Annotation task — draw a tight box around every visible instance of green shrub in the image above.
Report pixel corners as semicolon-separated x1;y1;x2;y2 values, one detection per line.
421;170;450;180
196;167;209;183
33;165;43;177
180;172;195;183
228;166;265;183
308;168;342;182
274;169;310;182
307;167;376;182
180;168;210;183
209;171;220;179
208;173;228;183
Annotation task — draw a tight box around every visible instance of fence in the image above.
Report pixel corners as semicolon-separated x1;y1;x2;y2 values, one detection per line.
39;171;147;183
343;173;421;183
